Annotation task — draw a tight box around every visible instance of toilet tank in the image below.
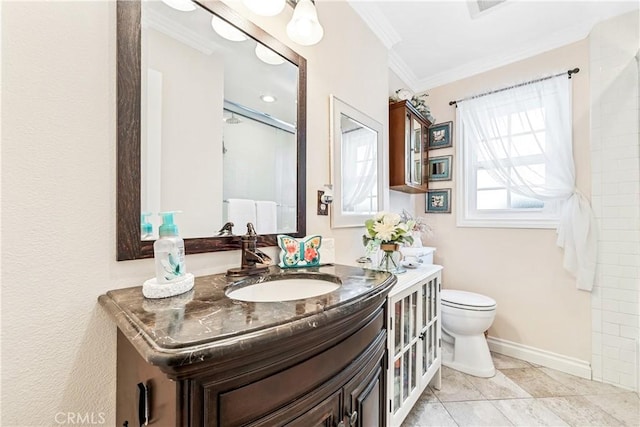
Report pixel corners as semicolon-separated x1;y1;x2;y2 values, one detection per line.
400;246;436;264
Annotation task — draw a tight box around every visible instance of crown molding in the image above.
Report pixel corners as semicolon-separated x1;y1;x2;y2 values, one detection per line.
415;21;594;91
388;50;420;92
347;1;401;49
142;6;222;56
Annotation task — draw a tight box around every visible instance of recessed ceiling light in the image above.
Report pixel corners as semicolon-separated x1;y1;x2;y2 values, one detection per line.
260;95;277;103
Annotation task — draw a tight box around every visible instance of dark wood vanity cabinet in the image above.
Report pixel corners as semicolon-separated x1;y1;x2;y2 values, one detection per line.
116;305;388;427
389;100;432;193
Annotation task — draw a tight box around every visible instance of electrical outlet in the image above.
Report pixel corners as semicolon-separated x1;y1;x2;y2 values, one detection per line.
317;190;329;216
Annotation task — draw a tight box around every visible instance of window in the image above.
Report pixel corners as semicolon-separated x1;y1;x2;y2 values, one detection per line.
342;126;378;214
457;80;567;228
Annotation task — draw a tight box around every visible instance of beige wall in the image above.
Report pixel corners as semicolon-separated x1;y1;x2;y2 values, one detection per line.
1;1;387;425
424;39;592;361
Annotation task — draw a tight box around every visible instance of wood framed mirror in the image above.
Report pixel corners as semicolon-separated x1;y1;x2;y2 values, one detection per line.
117;0;307;261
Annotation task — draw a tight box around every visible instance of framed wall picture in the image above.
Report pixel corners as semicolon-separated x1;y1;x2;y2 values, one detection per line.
428;121;453;149
428;155;452;181
425;188;451;213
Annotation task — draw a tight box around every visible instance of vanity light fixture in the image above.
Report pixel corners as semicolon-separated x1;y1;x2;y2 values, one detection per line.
286;0;324;46
160;0;196;12
243;0;286;17
260;94;277;103
210;15;248;42
255;43;285;65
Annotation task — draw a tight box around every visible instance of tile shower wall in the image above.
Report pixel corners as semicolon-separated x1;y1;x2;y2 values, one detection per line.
589;10;640;392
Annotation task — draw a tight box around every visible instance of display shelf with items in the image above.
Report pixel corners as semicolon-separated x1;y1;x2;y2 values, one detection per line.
387;264;442;427
389;101;432;193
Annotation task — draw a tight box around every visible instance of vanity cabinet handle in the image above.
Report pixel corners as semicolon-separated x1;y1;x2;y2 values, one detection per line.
137;382;149;426
347;410;358;426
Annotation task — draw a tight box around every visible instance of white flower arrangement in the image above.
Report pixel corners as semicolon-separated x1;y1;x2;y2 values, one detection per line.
363;211;415;252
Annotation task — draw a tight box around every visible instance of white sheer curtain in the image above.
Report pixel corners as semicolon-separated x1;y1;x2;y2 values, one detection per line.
341;127;377;213
458;75;597;291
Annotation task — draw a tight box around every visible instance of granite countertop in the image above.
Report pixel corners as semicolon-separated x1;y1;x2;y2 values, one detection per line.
99;264;395;368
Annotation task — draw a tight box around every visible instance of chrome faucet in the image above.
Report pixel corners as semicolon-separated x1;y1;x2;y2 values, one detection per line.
226;223;272;277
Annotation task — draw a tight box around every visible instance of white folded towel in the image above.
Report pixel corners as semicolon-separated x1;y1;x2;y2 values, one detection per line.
227;199;256;234
255;200;277;234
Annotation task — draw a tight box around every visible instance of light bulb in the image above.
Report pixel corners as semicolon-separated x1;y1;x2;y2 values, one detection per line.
160;0;196;12
242;0;286;16
210;15;247;42
286;0;324;46
255;43;285;65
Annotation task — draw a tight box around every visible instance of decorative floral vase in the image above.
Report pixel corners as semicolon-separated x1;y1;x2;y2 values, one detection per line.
378;243;406;274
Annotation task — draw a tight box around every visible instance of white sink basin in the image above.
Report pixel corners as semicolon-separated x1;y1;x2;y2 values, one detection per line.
226;277;341;302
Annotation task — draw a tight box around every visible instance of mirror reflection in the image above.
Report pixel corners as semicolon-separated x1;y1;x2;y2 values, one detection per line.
330;96;383;228
140;1;298;239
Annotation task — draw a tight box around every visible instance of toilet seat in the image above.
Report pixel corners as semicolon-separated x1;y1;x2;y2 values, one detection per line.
441;290;496;311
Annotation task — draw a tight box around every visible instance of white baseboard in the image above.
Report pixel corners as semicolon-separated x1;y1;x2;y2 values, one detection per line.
487;336;592;380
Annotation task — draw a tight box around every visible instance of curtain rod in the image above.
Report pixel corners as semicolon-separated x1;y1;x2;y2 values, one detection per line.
449;68;579;107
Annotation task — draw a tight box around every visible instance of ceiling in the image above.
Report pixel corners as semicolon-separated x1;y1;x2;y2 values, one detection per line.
347;0;639;92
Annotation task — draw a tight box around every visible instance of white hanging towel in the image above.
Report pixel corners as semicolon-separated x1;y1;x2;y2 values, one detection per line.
255;200;278;234
227;199;256;234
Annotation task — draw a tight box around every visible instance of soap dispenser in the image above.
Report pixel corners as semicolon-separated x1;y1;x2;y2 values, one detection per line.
141;212;153;240
154;211;186;284
143;211;194;299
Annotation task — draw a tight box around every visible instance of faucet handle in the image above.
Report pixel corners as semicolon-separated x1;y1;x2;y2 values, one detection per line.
216;221;234;236
246;222;257;236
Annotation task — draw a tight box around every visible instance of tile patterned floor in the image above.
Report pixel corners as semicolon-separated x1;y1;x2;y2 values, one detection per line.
401;353;639;427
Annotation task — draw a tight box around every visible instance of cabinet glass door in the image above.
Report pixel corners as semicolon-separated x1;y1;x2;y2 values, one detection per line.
420;276;440;387
404;115;423;186
392;291;419;415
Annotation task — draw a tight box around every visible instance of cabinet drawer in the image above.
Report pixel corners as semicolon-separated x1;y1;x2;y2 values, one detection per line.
216;308;385;426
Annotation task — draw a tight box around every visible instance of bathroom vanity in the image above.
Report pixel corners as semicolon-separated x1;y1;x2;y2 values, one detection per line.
99;265;396;426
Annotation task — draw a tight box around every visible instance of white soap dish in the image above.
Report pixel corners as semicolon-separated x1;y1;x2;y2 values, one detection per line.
143;273;194;299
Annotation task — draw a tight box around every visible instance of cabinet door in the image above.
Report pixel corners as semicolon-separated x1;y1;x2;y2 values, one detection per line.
389;290;420;421
285;390;342;427
420;274;441;389
344;341;386;427
406;114;424;187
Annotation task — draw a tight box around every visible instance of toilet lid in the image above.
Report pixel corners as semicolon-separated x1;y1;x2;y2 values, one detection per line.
441;289;496;310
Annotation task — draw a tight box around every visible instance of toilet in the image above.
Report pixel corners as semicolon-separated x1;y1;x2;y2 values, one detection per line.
441;289;497;377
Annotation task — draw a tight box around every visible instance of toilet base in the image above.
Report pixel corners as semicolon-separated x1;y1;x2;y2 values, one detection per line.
442;331;495;378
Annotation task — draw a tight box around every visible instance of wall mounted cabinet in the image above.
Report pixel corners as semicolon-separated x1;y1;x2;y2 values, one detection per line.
386;266;442;426
389;101;432;193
